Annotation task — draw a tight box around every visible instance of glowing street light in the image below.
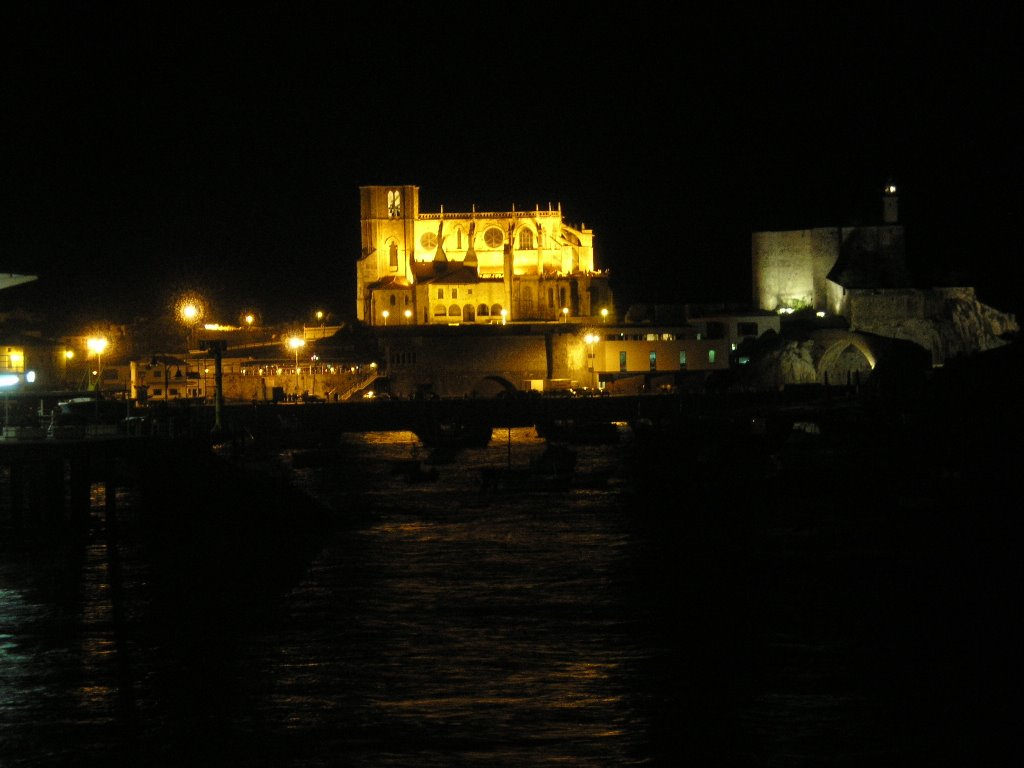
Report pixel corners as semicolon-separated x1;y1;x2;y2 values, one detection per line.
288;336;305;395
86;336;108;392
500;309;507;325
64;349;74;388
382;310;389;326
601;307;609;323
561;307;569;322
404;309;412;324
584;333;598;387
181;302;199;324
178;297;204;351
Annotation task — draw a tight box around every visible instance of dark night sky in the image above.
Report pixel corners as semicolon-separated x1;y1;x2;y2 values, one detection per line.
3;4;1022;327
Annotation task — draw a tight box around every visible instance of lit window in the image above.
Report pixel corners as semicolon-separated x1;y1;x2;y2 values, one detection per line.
679;351;687;368
519;230;534;249
619;351;627;372
649;351;657;371
708;349;716;364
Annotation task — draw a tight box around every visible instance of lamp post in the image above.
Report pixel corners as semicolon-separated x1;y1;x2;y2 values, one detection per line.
404;309;412;325
86;337;108;392
601;308;609;323
584;334;597;389
180;302;201;351
64;350;74;388
316;310;325;338
311;354;319;398
500;309;507;326
562;307;569;323
382;310;389;326
289;336;305;397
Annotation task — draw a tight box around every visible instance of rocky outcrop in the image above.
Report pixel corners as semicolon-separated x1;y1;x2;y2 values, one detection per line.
747;339;819;389
850;288;1017;365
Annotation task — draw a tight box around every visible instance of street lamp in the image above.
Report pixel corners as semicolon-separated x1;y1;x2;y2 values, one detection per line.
404;309;412;324
382;310;389;326
500;309;507;325
178;299;204;351
601;308;609;323
288;336;305;396
562;307;569;322
584;333;597;388
64;350;74;388
86;337;108;392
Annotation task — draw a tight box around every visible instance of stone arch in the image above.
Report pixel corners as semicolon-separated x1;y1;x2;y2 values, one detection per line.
817;337;877;385
477;304;490;317
471;374;519;397
463;304;476;321
448;304;462;317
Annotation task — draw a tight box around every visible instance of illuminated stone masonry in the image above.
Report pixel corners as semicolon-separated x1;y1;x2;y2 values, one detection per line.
356;185;614;327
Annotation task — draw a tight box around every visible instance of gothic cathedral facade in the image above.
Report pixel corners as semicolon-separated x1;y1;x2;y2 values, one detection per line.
356;185;614;326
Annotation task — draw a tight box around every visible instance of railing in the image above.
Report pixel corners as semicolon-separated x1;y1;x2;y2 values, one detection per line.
337;371;381;401
417;209;563;221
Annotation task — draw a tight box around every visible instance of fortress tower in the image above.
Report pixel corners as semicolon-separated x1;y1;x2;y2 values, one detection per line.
751;184;908;315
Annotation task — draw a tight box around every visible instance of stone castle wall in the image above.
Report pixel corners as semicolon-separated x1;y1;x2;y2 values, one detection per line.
751;228;840;312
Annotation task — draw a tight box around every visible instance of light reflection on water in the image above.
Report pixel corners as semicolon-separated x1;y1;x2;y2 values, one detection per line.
0;423;1014;766
242;427;650;766
0;427;657;767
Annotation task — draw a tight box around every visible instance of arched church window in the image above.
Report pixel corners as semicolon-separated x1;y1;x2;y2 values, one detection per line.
483;227;504;248
389;294;396;306
518;230;534;250
387;189;401;217
389;241;398;269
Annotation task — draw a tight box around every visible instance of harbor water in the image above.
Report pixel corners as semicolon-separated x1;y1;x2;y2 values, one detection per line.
1;423;1019;766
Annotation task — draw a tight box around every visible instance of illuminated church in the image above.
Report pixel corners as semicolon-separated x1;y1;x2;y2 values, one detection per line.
356;185;614;326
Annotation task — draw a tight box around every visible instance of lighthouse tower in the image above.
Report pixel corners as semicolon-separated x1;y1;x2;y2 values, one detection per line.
882;182;899;224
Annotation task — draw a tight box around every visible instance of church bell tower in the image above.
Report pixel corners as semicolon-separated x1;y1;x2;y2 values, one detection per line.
356;185;419;322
